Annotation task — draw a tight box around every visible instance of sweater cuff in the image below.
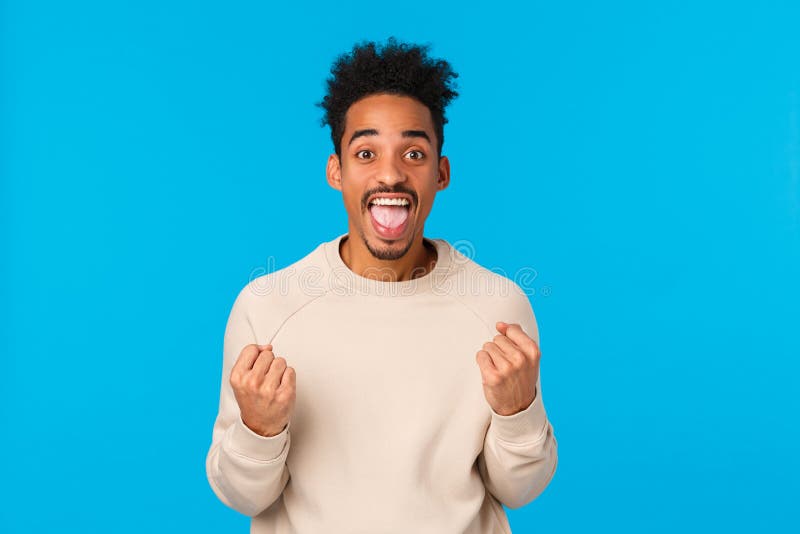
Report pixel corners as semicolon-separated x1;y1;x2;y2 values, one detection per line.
488;386;549;444
227;416;290;461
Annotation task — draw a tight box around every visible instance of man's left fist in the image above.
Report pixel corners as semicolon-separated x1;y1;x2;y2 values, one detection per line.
475;321;541;416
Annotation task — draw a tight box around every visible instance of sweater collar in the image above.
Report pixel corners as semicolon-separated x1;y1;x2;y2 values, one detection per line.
323;233;455;297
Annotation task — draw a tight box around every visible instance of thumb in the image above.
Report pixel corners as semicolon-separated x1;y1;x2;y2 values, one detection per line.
495;321;508;335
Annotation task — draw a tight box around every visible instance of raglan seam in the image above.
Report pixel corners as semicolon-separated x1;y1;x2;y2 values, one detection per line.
444;291;500;339
265;289;333;344
441;260;527;339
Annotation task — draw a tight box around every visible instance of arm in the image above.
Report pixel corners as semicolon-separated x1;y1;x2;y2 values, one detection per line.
205;288;291;517
476;292;558;509
478;375;558;509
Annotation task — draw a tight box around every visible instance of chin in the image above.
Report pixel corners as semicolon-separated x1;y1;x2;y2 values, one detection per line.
360;226;416;261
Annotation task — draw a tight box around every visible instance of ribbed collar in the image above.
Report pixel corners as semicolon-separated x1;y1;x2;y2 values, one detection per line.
322;233;456;297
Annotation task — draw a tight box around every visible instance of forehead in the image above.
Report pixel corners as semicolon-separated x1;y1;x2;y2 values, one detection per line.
344;93;434;135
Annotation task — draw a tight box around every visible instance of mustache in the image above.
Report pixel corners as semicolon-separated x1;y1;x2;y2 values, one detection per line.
362;185;418;210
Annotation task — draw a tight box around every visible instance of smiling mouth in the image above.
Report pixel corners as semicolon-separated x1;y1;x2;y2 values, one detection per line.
367;196;412;240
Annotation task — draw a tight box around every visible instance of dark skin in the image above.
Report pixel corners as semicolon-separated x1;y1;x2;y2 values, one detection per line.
230;93;541;438
325;92;450;282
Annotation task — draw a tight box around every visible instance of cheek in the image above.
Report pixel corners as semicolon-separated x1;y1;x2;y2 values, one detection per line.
417;202;433;218
416;186;439;211
342;186;364;214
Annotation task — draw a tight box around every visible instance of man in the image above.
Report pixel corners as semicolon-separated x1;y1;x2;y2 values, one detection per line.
205;37;558;533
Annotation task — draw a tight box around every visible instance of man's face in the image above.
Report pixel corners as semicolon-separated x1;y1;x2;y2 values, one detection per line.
326;93;450;261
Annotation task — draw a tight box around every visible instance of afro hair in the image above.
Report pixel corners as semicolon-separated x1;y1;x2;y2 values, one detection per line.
318;37;459;157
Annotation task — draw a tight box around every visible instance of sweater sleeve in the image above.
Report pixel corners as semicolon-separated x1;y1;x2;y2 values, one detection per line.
477;290;558;510
205;286;292;517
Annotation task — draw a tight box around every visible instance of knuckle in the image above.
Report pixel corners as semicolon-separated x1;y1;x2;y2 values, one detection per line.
244;376;260;391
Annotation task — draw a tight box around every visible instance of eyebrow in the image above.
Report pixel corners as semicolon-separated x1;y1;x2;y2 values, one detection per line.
348;129;432;146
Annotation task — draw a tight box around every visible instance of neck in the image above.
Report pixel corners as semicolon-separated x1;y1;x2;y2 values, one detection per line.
339;232;437;282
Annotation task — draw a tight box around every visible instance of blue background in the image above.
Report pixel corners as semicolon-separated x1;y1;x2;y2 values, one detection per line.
2;1;798;532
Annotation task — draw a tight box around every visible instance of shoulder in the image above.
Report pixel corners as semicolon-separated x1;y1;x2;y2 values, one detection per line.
438;242;539;341
231;240;331;318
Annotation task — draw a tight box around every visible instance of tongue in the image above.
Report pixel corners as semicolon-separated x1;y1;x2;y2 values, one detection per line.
370;205;409;229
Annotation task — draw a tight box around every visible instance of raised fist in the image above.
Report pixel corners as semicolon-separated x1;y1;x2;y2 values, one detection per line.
475;322;540;416
230;343;296;437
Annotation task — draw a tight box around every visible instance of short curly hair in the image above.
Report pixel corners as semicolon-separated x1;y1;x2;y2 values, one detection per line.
318;37;459;158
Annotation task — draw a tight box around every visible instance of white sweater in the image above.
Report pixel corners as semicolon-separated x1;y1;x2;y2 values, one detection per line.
206;233;558;533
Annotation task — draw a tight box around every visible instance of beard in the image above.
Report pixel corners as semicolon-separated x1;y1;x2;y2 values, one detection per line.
358;226;414;261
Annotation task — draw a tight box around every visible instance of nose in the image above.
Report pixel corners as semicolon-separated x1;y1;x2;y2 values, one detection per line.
375;154;407;187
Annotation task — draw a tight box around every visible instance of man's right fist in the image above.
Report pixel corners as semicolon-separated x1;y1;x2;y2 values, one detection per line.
230;343;296;437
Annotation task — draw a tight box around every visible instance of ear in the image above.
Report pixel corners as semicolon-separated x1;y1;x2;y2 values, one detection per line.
436;155;451;191
326;153;342;191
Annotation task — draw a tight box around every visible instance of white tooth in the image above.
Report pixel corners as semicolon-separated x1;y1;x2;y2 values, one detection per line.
371;197;409;206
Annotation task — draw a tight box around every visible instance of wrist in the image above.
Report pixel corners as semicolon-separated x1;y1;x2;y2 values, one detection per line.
242;417;286;438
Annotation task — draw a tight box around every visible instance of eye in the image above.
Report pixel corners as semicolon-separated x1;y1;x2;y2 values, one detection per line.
405;150;425;161
356;149;374;160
